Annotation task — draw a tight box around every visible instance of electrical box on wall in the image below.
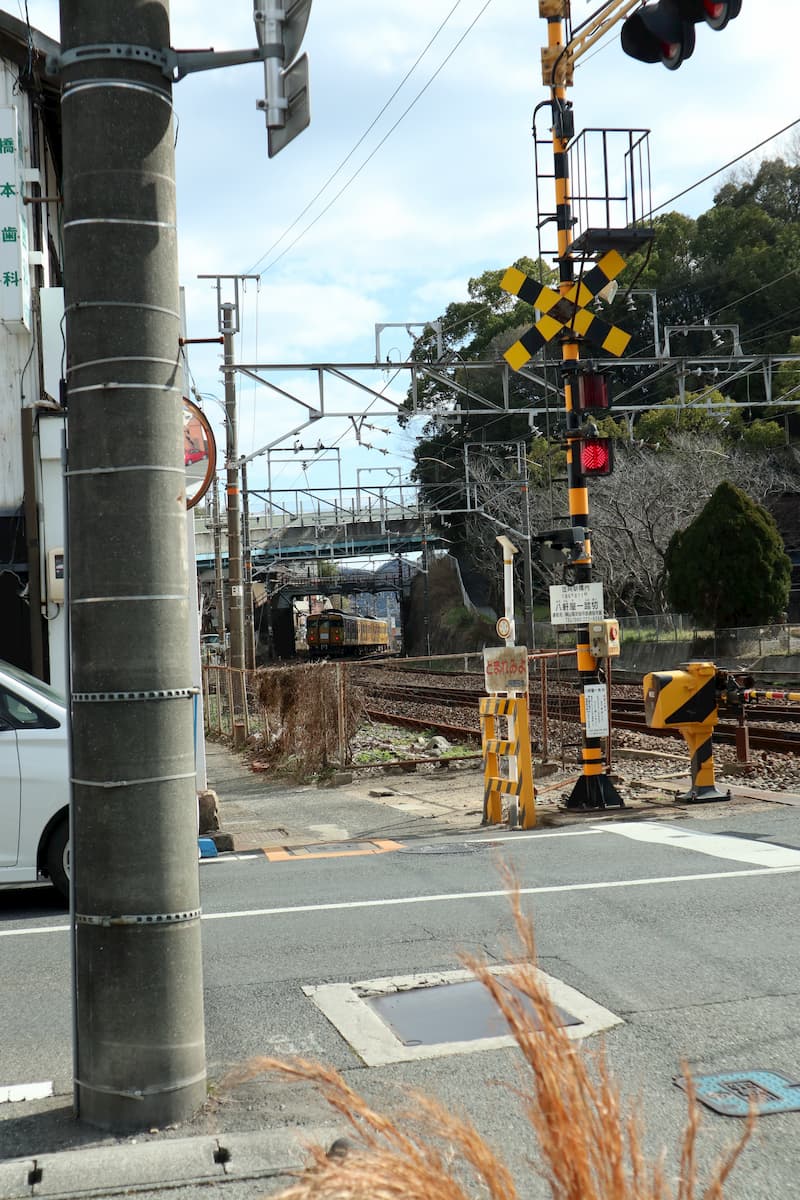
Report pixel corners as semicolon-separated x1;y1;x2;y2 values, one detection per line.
46;547;65;603
589;618;620;658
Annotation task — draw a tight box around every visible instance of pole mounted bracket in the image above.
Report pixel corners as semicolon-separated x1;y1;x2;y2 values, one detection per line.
535;526;589;564
47;42;280;83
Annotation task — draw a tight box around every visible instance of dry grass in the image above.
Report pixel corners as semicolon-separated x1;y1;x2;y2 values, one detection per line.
226;871;753;1199
254;662;362;776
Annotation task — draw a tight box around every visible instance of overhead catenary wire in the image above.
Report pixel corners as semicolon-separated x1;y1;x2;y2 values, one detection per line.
244;0;470;276
219;107;800;479
429;121;800;357
251;0;495;278
649;116;800;219
705;266;800;324
244;13;800;357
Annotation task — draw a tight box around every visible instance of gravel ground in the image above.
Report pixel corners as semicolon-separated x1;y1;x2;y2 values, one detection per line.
351;665;799;795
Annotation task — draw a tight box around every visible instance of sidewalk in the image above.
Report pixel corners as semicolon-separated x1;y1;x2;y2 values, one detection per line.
205;739;799;854
0;1127;342;1199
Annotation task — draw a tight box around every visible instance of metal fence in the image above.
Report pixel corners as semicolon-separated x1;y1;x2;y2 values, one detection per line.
202;665;265;744
202;661;353;768
608;616;800;661
526;615;800;661
379;648;583;766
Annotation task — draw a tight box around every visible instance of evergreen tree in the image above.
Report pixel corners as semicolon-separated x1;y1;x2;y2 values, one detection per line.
664;481;791;627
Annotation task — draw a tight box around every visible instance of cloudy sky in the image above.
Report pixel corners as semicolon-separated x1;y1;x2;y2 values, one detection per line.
24;1;800;505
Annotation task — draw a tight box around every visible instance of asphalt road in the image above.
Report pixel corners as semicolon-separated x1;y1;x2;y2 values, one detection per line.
1;807;799;1198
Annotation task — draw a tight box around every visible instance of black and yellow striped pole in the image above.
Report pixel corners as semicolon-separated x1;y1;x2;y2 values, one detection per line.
543;4;623;809
500;6;633;808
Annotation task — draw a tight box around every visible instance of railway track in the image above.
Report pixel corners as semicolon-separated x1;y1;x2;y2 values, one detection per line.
357;674;800;755
364;708;482;741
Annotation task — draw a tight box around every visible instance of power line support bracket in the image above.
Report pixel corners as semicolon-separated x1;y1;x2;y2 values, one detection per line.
47;43;275;82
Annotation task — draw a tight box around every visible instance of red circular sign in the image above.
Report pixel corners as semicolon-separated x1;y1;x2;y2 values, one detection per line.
183;398;216;510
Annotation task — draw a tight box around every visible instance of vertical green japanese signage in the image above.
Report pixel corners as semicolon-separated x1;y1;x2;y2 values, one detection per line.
0;107;30;332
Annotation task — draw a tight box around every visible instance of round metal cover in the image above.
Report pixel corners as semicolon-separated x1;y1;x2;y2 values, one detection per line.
398;841;494;856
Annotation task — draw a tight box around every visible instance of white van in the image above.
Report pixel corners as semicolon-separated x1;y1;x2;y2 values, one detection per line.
0;660;70;900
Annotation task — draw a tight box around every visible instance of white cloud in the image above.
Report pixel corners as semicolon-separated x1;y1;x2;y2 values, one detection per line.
26;0;800;481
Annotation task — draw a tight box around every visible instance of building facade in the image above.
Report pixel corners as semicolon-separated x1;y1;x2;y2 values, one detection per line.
0;12;66;689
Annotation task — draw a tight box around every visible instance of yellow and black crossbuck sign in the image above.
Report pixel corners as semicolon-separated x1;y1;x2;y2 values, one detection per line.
500;250;631;370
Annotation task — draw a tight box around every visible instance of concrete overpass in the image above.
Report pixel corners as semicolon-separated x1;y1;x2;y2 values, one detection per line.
194;499;442;569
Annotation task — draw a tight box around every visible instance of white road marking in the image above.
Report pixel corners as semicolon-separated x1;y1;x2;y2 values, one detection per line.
3;864;799;940
464;829;602;843
0;922;69;937
597;821;800;868
0;1080;53;1103
305;965;622;1066
200;864;800;923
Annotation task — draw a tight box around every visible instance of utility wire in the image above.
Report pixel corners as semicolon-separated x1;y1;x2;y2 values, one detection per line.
254;0;495;278
244;0;468;276
705;266;800;322
649;116;800;217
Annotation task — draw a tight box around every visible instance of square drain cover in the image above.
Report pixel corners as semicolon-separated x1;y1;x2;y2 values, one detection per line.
304;966;622;1066
368;978;579;1046
677;1070;800;1117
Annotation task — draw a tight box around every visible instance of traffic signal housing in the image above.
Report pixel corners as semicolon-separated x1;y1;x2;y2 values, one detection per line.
621;1;742;70
575;371;609;413
578;436;614;477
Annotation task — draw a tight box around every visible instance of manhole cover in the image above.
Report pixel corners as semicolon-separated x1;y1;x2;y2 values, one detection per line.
366;978;579;1046
304;966;623;1065
397;842;491;856
676;1070;800;1116
289;841;372;854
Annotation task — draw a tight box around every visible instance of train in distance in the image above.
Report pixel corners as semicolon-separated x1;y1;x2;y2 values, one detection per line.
306;610;389;659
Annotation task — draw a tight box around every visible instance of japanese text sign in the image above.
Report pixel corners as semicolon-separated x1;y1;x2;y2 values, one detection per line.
584;684;609;738
0;106;30;332
549;582;604;626
484;646;529;694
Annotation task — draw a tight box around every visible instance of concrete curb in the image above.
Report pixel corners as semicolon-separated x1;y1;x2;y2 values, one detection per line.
0;1126;339;1198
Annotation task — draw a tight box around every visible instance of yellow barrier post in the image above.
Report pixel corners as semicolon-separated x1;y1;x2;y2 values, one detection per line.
643;661;731;803
481;644;536;829
480;695;536;828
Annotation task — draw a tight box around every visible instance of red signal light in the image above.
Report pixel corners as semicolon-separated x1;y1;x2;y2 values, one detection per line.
621;1;741;69
579;437;614;477
576;373;609;412
700;0;740;30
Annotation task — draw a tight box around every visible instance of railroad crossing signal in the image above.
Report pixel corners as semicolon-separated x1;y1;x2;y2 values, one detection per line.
621;1;742;71
579;437;614;477
500;251;631;370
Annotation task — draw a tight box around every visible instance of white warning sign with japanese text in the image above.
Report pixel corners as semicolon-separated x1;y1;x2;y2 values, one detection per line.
549;582;604;626
483;646;529;694
584;684;609;738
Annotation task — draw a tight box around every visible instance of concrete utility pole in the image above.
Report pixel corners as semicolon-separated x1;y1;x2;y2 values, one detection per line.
59;0;206;1129
211;480;226;642
519;467;536;650
198;276;258;696
222;301;245;680
241;460;257;668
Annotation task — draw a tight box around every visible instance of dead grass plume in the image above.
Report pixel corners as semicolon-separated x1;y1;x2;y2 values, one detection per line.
225;871;753;1198
254;662;362;777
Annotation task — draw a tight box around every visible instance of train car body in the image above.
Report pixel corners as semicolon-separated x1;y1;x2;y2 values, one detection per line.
306;610;389;658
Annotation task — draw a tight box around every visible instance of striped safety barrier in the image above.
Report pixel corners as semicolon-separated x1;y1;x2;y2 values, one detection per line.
743;690;800;703
479;695;536;829
643;662;729;803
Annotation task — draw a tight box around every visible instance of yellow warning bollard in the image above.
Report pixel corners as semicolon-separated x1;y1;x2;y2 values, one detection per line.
643;661;730;803
479;694;536;828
